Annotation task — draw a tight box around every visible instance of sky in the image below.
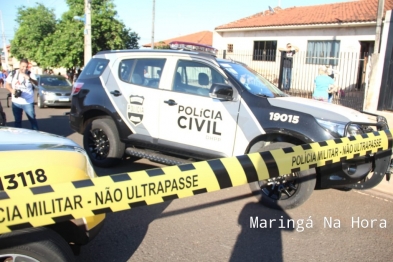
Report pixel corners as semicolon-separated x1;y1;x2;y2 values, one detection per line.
0;0;351;48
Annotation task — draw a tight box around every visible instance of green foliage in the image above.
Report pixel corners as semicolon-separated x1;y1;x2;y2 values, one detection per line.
10;0;140;68
10;4;57;63
154;42;170;49
91;0;140;51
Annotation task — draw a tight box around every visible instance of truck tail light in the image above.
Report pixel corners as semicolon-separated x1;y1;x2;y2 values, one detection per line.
72;82;84;95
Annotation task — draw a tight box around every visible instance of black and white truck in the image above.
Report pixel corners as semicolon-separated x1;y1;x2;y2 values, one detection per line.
69;42;392;209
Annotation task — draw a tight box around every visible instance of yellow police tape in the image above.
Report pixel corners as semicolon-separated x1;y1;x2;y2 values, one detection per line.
0;130;392;234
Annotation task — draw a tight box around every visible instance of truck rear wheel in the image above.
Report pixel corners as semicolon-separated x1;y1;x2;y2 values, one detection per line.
249;142;316;209
0;227;75;262
83;117;125;168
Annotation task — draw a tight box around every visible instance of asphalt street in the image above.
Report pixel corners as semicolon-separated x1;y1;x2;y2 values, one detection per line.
1;88;392;262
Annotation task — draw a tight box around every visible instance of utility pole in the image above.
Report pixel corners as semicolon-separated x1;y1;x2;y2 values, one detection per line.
85;0;92;66
0;10;9;71
374;0;384;53
151;0;155;49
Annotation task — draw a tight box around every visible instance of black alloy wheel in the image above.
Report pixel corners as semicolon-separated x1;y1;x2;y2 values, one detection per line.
83;118;125;168
260;175;300;201
249;142;316;209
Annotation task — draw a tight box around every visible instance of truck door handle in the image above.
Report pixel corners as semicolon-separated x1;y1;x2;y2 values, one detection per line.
164;99;177;106
110;90;122;97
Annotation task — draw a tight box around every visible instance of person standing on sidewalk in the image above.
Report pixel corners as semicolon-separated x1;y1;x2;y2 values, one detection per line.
4;58;39;130
278;43;299;90
0;69;7;88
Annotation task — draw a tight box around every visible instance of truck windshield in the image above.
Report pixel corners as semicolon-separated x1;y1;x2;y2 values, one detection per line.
218;60;287;98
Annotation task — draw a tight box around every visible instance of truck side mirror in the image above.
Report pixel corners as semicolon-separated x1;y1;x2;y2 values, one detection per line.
209;83;233;101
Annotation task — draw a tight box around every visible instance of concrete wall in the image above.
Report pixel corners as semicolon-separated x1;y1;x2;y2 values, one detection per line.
213;25;377;53
213;25;379;92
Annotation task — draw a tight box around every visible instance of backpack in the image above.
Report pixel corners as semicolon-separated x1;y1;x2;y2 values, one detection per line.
9;69;18;83
0;101;6;126
9;69;35;90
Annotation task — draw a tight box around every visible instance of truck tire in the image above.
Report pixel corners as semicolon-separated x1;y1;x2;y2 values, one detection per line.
249;142;316;209
83;117;125;168
0;227;75;262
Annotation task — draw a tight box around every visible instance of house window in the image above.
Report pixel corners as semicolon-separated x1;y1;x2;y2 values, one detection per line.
227;44;233;53
306;40;340;65
253;41;277;61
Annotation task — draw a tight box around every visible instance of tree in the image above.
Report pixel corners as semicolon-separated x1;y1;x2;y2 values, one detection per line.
36;18;85;68
154;41;170;49
10;4;57;63
40;0;140;68
90;0;140;50
11;0;140;69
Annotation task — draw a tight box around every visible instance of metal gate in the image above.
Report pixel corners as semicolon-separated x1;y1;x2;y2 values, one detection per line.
219;49;368;111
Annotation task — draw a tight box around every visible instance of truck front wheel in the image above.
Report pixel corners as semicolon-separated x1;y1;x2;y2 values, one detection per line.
249;142;316;209
0;228;75;262
83;117;125;168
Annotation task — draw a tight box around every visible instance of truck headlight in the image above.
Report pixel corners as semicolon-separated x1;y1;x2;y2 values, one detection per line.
316;119;363;137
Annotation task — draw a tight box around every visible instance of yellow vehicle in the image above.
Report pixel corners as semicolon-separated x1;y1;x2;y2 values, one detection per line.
0;127;105;262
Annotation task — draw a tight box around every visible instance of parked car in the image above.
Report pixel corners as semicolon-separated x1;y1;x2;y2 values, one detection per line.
0;126;105;261
69;41;392;210
36;74;73;108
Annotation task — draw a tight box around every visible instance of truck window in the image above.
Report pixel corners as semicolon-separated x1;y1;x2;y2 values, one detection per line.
119;58;166;88
172;60;226;96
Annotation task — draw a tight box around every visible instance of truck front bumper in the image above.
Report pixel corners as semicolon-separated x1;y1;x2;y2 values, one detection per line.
318;149;392;189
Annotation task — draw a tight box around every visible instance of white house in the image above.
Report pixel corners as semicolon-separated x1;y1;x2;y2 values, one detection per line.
214;0;393;53
212;0;393;108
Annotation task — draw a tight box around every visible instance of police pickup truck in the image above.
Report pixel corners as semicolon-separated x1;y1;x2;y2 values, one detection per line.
69;41;392;209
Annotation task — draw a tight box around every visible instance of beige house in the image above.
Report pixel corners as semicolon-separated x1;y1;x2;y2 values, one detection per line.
213;0;392;53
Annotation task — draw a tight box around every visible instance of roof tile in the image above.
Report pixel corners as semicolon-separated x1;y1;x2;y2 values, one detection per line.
143;31;213;47
215;0;393;30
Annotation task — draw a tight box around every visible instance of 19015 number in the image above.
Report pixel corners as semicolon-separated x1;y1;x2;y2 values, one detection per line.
269;112;299;124
0;169;47;190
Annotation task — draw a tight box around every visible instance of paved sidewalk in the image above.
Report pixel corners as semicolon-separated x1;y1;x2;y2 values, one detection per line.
369;178;393;199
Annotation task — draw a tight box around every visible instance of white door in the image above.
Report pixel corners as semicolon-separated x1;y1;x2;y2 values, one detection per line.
110;57;167;139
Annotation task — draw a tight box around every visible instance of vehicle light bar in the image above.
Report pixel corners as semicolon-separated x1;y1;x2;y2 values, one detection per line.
169;41;218;55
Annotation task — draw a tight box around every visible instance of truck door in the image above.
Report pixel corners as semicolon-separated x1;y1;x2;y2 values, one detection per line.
112;58;167;140
158;58;240;157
